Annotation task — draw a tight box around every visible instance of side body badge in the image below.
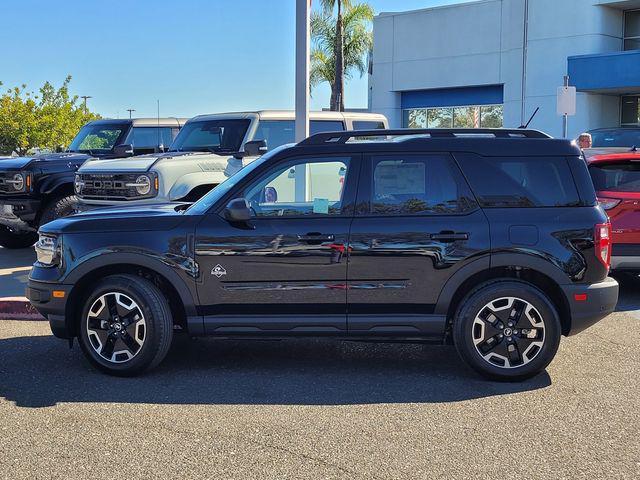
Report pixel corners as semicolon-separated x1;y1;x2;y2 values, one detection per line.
212;264;227;278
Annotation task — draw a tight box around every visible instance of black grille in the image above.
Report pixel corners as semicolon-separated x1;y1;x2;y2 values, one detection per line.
77;173;148;201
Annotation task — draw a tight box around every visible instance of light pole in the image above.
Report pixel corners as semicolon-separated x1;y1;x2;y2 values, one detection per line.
127;109;136;119
295;0;310;143
80;95;92;115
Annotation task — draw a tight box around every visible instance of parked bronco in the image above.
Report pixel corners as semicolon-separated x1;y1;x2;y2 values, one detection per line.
28;128;618;380
74;111;388;208
0;118;185;248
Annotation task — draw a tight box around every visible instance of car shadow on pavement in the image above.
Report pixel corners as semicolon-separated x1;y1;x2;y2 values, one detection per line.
612;273;640;313
0;334;551;408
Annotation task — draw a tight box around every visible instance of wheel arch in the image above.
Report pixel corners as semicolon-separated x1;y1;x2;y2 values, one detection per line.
436;254;572;337
64;254;198;336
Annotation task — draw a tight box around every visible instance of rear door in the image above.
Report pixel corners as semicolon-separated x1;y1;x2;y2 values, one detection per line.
347;152;490;336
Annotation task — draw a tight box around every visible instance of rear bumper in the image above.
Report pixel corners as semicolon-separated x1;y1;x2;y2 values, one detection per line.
611;244;640;271
561;277;619;336
26;279;73;339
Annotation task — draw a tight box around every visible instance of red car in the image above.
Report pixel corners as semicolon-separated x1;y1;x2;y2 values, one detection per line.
588;151;640;271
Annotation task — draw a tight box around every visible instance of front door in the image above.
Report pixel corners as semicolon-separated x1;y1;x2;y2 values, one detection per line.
347;152;490;337
194;154;358;335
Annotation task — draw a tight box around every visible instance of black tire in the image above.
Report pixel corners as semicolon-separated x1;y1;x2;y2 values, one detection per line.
77;274;173;376
0;225;38;249
453;280;561;381
40;194;79;226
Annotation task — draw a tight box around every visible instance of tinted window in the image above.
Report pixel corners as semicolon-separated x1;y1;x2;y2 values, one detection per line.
456;154;581;207
253;120;345;150
170;119;250;153
244;156;350;217
590;129;640;147
370;154;475;215
589;162;640;192
353;121;385;130
128;127;176;148
68;124;128;152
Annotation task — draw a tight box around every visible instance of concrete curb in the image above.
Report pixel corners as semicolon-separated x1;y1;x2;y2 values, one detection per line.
0;297;45;320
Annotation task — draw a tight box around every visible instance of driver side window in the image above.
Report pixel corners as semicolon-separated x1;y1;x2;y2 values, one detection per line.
244;157;350;217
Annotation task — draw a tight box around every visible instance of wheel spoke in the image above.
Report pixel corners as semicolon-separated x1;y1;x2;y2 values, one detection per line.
101;335;117;359
120;332;141;354
509;299;527;327
106;294;118;318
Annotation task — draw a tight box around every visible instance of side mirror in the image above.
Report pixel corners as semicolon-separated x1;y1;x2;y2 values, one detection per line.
224;198;252;223
113;144;134;157
243;139;268;157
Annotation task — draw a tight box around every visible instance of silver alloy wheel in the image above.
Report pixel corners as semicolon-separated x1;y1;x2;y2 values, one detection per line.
86;292;146;364
472;296;545;369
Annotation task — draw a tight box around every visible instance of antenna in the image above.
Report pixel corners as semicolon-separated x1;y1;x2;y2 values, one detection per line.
519;107;540;129
157;99;162;152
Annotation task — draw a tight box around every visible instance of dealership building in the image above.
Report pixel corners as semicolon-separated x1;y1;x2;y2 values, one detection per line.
368;0;640;138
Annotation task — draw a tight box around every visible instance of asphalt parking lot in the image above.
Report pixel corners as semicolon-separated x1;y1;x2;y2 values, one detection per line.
0;248;639;479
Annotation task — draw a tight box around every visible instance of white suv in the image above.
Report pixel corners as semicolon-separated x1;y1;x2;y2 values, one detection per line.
75;110;388;207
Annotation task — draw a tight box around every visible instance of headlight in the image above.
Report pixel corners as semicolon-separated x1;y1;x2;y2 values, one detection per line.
126;175;152;196
35;234;62;267
74;175;84;194
7;173;25;191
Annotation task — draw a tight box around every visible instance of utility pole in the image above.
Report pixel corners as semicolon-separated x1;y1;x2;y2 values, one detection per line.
127;109;136;119
80;95;92;115
295;0;310;143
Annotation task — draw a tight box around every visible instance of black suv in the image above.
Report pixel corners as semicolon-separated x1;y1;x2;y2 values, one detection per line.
27;129;619;380
0;118;184;249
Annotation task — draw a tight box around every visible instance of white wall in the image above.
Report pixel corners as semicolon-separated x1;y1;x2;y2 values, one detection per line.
370;0;627;137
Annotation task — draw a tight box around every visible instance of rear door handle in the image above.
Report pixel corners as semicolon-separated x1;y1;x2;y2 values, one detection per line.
430;231;469;242
297;233;335;243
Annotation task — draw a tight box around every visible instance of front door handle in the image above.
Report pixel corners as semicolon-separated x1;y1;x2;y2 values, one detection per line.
297;233;335;243
430;231;469;242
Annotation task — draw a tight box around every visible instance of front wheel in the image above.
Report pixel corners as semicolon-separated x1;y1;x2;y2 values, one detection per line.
453;281;561;381
77;274;173;376
0;225;38;249
39;194;79;226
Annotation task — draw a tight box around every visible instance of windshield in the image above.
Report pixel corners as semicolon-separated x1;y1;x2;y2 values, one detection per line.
169;119;250;153
68;124;128;153
589;161;640;192
590;129;640;148
187;145;291;215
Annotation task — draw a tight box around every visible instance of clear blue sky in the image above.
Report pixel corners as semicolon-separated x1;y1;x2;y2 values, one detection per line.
1;0;461;118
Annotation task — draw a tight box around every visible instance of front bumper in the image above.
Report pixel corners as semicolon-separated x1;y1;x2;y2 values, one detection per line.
0;199;40;231
561;277;619;336
26;279;73;339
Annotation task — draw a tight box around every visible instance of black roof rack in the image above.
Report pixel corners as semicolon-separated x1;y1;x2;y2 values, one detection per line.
298;128;552;146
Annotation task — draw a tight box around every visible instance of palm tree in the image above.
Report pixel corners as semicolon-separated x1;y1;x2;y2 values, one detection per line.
311;1;373;111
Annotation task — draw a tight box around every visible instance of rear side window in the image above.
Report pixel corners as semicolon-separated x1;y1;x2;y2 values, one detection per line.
369;154;477;215
353;121;386;130
129;127;176;148
455;154;581;208
253;120;345;150
589;162;640;192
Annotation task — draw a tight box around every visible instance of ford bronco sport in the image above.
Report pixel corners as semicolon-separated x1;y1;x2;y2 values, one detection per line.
74;111;387;208
28;128;619;380
0;118;185;248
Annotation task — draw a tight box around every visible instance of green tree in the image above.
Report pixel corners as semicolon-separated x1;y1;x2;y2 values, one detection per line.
0;76;100;156
311;1;373;111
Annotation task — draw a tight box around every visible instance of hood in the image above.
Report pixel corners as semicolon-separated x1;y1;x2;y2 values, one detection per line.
0;152;92;171
40;203;189;234
77;151;219;174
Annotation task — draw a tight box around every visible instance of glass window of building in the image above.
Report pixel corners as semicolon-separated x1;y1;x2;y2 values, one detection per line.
403;105;502;129
621;96;640;125
624;10;640;50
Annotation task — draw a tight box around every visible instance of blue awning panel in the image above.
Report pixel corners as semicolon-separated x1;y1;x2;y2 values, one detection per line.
568;50;640;93
401;85;504;110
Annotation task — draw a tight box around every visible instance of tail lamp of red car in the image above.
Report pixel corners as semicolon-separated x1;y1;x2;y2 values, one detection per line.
595;222;612;269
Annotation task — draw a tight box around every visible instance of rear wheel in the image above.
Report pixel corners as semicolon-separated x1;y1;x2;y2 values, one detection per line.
453;281;561;381
77;274;173;376
0;225;38;249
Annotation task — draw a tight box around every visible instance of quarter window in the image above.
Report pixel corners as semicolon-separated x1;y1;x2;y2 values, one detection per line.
352;121;386;130
244;157;350;217
369;154;476;215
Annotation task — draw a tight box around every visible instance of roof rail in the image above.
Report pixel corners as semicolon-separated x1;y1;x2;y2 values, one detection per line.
298;128;552;146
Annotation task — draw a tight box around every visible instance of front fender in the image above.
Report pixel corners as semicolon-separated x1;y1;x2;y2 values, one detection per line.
168;172;227;201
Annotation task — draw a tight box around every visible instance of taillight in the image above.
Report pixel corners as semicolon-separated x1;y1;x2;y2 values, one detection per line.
597;197;621;210
594;222;612;270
